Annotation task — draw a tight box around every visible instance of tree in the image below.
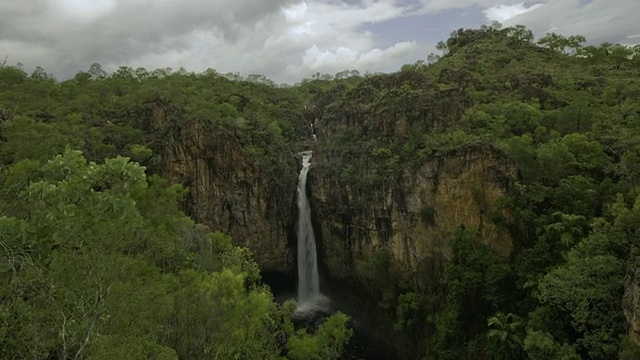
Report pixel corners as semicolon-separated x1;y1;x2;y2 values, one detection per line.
31;66;52;81
436;40;449;56
480;21;502;32
536;140;577;184
395;292;423;332
506;25;534;45
287;312;353;360
0;149;354;359
88;62;107;79
580;45;608;64
565;35;586;54
428;229;513;358
609;44;634;69
522;330;580;360
537;228;627;359
486;312;524;359
112;66;135;79
538;33;585;55
538;33;566;53
1;115;85;163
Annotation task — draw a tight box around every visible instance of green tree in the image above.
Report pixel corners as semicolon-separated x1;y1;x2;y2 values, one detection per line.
537;228;627;358
486;312;524;359
522;330;580;360
287;312;353;360
506;25;534;45
538;33;585;55
538;33;567;54
436;40;449;56
0;149;353;359
609;44;634;69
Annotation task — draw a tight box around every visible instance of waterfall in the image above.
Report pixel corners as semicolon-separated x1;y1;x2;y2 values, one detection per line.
296;151;321;307
310;122;317;142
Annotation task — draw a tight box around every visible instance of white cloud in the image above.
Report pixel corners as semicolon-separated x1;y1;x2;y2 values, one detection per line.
194;0;421;81
0;0;424;83
483;3;543;23
2;0;636;83
503;0;640;43
297;41;418;71
416;0;550;14
265;0;421;80
54;0;116;20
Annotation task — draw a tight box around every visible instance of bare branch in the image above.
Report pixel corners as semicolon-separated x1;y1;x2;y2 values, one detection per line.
1;55;7;68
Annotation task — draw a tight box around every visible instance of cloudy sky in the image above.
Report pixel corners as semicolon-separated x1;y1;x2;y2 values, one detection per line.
1;0;638;84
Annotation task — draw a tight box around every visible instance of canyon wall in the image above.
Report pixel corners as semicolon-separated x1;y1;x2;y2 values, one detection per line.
309;144;517;287
150;99;299;272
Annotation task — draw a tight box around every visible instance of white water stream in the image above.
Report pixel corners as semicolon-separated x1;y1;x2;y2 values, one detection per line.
296;151;327;312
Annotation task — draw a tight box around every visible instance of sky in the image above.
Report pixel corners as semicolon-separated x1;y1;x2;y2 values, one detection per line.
0;0;638;84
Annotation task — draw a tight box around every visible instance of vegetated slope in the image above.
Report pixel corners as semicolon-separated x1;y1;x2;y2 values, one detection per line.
0;68;316;271
2;22;640;360
0;67;356;359
307;25;640;359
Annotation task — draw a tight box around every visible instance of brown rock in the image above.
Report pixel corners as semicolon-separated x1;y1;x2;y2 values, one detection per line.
309;145;516;287
151;100;298;272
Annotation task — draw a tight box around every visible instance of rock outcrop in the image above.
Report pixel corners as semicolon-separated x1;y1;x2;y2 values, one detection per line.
141;74;515;283
148;99;298;272
301;71;517;288
309;145;516;286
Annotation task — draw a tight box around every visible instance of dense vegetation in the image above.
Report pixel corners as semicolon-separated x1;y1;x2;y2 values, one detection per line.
2;21;640;359
308;24;640;359
0;65;353;358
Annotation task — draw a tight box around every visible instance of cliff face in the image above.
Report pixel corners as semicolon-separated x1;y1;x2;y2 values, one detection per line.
141;70;515;283
304;71;516;286
309;145;516;286
149;99;298;272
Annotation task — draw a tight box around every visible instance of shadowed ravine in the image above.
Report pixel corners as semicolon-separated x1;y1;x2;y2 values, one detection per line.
262;271;395;360
265;151;394;359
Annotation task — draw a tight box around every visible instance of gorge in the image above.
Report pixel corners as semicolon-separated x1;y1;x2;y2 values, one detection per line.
2;24;640;360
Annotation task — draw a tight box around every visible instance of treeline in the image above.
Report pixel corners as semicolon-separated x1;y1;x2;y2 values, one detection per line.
426;21;640;67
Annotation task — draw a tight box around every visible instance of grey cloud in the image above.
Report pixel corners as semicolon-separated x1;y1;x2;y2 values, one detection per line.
417;0;550;14
7;0;632;84
0;0;297;76
504;0;640;44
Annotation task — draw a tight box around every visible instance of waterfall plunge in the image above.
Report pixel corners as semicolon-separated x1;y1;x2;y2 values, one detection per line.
296;151;327;312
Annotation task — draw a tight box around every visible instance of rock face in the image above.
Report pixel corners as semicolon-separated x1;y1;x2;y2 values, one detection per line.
149;99;298;272
309;145;516;286
302;70;517;287
142;81;515;284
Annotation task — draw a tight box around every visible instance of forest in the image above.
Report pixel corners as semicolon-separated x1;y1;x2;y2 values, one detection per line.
2;22;640;359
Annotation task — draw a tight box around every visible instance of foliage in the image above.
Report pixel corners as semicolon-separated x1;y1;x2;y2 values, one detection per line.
286;312;353;360
421;228;514;359
394;292;423;332
0;150;352;359
303;21;640;360
3;20;640;360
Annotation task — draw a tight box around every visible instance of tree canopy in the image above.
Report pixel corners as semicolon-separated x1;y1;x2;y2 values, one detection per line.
2;22;640;359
